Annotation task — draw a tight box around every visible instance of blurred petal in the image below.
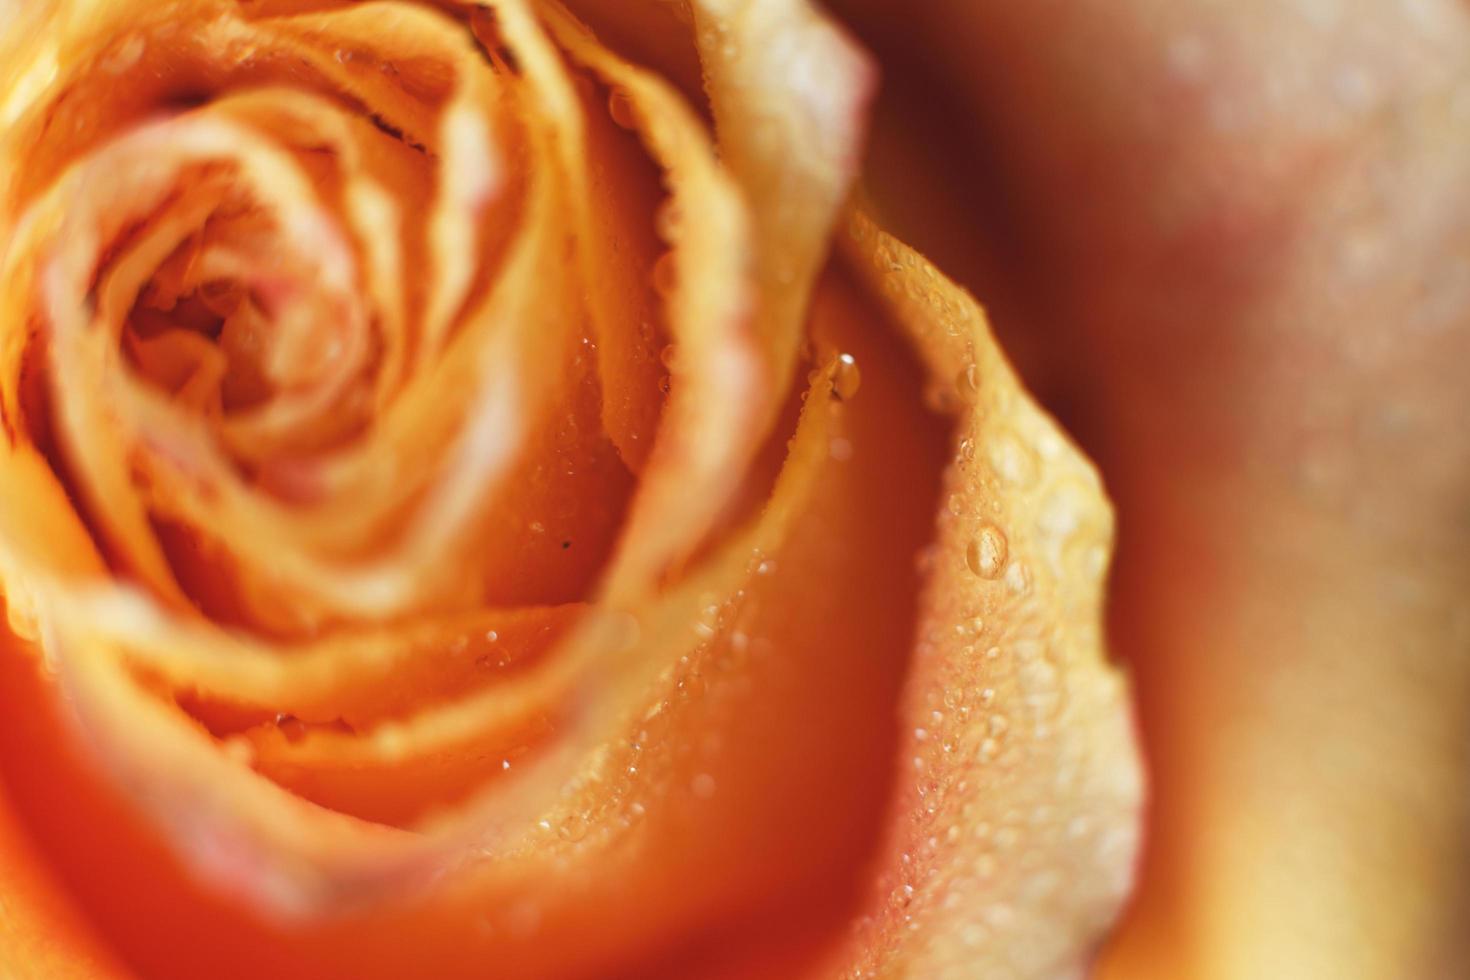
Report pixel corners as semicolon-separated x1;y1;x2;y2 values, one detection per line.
0;778;132;979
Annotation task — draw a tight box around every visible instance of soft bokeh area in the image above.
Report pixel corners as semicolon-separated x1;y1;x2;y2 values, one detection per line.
829;1;1470;977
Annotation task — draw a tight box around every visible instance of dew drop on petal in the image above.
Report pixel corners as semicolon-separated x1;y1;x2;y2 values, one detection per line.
965;524;1008;579
831;352;861;401
956;363;980;399
607;87;637;129
558;812;589;842
275;714;307;743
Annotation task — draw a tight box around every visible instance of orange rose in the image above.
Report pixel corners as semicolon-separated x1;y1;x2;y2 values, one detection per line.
0;1;1142;978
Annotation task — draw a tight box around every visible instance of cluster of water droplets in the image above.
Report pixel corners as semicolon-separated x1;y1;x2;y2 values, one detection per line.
491;541;787;929
836;216;1139;975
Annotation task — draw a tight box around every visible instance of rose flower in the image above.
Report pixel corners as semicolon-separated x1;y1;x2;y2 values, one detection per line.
0;1;1143;978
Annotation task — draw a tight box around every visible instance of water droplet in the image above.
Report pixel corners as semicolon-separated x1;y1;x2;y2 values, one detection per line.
831;353;861;401
965;524;1008;579
607;87;637;129
678;668;707;698
484;629;499;643
275;714;307;743
956;363;980;399
756;559;777;576
691;772;717;799
1004;560;1032;595
692;601;724;639
945;493;965;517
557;811;589;842
829;437;854;462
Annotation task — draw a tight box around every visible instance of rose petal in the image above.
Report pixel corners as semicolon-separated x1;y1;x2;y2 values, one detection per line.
824;211;1142;978
0;779;131;980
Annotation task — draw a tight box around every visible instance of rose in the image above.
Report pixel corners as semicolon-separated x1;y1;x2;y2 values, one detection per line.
0;1;1143;978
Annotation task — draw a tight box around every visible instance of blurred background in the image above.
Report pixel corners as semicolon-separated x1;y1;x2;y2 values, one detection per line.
824;1;1470;977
